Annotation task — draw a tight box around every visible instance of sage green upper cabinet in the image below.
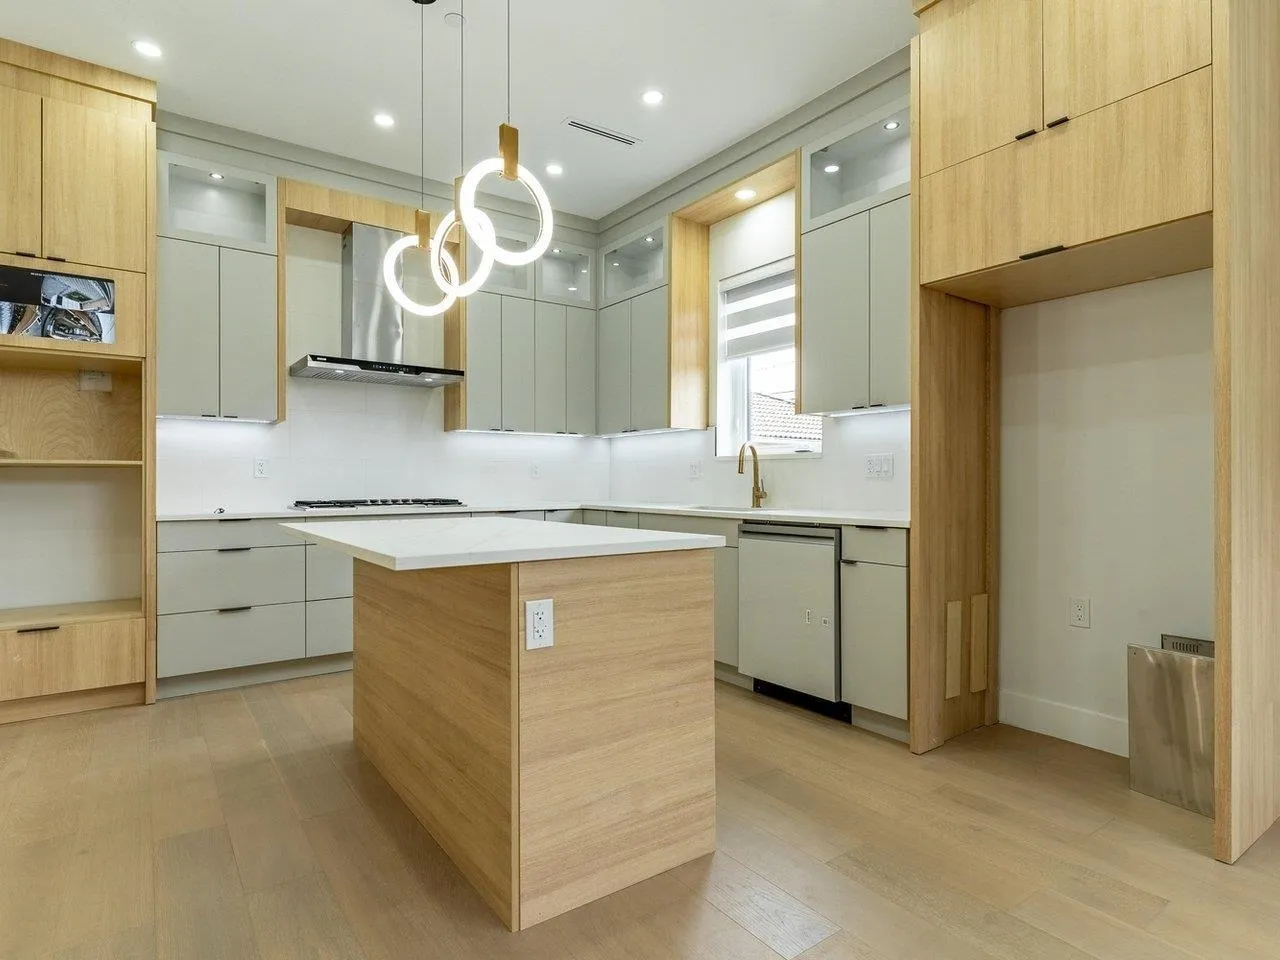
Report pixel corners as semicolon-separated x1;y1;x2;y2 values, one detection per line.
801;101;910;232
157;237;220;418
601;220;667;307
800;211;870;414
218;248;278;421
565;307;597;436
158;151;277;255
500;297;536;432
629;287;670;432
868;196;911;408
534;301;568;434
537;242;594;307
465;291;503;431
597;300;632;435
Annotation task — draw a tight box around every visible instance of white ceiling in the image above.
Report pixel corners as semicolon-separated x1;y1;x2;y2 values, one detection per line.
4;0;917;220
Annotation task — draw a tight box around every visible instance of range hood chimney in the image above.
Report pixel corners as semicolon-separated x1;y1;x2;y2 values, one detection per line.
289;223;464;388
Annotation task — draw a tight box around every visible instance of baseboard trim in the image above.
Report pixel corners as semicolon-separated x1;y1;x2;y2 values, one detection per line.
158;654;353;699
1000;688;1129;757
0;683;145;725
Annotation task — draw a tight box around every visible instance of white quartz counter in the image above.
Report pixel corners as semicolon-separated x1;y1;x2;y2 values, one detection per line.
279;516;725;571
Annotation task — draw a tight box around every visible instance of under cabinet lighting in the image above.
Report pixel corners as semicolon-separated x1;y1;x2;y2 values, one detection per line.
581;268;588;274
373;113;395;128
884;120;900;131
612;262;620;267
642;90;664;105
568;286;578;292
735;188;757;201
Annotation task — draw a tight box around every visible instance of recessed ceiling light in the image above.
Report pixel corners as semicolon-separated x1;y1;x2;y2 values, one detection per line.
642;90;664;106
581;268;588;274
612;262;620;267
545;162;564;176
132;39;163;58
373;113;395;128
735;188;757;201
644;236;654;243
884;120;901;131
568;286;578;292
552;248;561;254
209;172;225;181
823;164;840;175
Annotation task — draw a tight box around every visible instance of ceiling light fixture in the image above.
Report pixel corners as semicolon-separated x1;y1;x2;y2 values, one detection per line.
735;188;757;201
612;262;620;267
642;90;664;106
209;172;225;181
553;248;561;254
132;39;162;58
644;236;654;243
373;113;395;128
545;162;563;176
884;120;900;131
823;164;840;174
568;286;578;292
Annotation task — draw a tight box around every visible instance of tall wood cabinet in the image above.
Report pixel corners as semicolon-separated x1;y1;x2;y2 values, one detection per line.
910;0;1280;865
0;38;157;724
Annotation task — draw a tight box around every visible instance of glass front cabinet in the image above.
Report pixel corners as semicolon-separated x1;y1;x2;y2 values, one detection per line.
801;99;910;233
157;152;277;254
536;241;594;307
600;220;667;307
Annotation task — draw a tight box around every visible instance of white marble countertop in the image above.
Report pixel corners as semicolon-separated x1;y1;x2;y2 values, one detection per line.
279;516;725;571
160;501;909;528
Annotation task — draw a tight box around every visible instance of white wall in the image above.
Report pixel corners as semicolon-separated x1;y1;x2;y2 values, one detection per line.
999;270;1214;756
156;227;610;516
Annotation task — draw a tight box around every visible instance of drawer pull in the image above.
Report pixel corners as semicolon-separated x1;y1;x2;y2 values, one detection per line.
1020;244;1067;261
1014;128;1039;141
15;624;61;634
46;255;67;262
1046;115;1071;129
841;559;859;566
217;606;252;614
216;518;252;523
216;547;252;553
14;250;37;258
869;402;886;408
854;525;890;531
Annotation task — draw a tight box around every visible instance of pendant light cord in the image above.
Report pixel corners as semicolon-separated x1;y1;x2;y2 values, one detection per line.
419;1;426;209
460;0;466;171
506;0;511;125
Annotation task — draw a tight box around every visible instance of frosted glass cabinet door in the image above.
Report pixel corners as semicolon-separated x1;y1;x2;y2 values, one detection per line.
534;301;567;434
218;248;278;421
601;222;667;306
800;212;870;414
565;307;597;435
596;300;631;434
628;286;670;432
869;196;911;408
465;291;503;431
537;243;594;307
157;237;221;418
501;296;536;432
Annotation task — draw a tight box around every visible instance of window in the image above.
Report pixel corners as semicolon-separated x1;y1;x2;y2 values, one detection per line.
716;258;823;456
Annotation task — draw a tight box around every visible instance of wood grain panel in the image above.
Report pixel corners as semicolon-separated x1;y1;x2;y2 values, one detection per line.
1043;0;1212;122
0;617;145;701
668;215;710;430
970;593;989;694
945;600;963;700
0;367;142;460
0;598;142;632
443;238;467;430
281;179;417;235
910;289;993;753
918;0;1043;177
0;86;40;257
0;681;143;725
1213;0;1280;865
926;213;1213;308
675;153;797;226
351;559;518;927
0;38;156;103
517;550;717;928
144;116;157;703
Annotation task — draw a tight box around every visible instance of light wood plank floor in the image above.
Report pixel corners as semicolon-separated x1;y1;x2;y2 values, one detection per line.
2;673;1278;960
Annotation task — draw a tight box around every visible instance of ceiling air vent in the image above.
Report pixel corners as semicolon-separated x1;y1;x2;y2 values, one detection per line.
564;118;641;147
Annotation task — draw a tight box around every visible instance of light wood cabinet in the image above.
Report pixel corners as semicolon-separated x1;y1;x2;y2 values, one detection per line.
1042;0;1211;123
565;307;596;435
597;300;632;435
157;238;220;418
0;617;145;702
801;212;870;413
841;561;908;720
465;292;503;431
869;197;911;407
0;87;41;257
918;0;1043;176
219;248;278;421
41;98;149;272
534;302;567;434
629;287;670;432
501;297;536;432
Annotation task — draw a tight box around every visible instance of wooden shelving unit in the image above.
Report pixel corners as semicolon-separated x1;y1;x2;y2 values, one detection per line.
0;459;144;468
0;598;143;632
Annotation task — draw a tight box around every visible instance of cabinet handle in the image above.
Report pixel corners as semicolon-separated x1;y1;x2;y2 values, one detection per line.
869;402;885;408
1020;245;1067;261
1014;129;1039;141
854;525;890;531
216;518;252;523
46;255;67;263
200;413;217;418
223;414;239;419
216;547;251;553
13;251;37;258
217;606;252;614
16;624;61;634
1046;116;1071;129
840;559;859;567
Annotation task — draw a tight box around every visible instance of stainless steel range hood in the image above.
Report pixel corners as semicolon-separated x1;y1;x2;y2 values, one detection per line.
290;223;463;388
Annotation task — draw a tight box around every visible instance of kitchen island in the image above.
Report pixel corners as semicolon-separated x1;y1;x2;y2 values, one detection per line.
279;516;723;930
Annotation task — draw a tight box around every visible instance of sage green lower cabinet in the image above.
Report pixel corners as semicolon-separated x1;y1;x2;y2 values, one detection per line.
157;237;220;418
800;211;870;413
534;302;568;433
581;509;609;526
629;286;670;431
597;300;632;434
306;544;353;601
840;559;908;720
306;598;354;657
158;603;306;678
605;511;639;528
501;297;536;432
466;292;503;431
218;248;278;421
566;307;597;435
157;546;305;615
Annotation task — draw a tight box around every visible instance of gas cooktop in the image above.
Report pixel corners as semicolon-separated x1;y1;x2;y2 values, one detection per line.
291;498;465;510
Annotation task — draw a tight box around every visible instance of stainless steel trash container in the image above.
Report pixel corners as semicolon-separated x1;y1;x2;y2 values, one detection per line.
1127;636;1214;816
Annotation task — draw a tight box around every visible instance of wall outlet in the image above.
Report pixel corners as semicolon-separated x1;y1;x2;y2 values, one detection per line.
530;462;541;479
253;458;269;479
1069;596;1091;629
525;598;554;650
865;453;895;480
689;460;702;480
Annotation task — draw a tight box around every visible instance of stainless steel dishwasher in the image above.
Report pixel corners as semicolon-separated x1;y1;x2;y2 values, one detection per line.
737;521;848;719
